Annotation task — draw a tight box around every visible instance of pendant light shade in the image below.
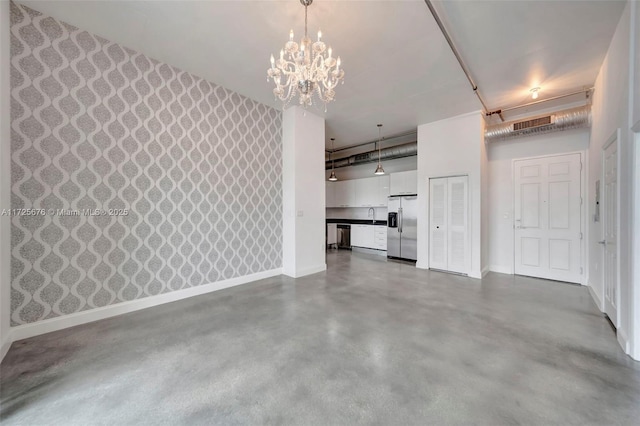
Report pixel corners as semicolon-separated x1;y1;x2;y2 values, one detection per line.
374;124;385;175
328;137;338;181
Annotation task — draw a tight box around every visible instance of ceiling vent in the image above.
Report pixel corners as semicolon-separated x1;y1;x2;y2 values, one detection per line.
485;105;591;142
513;115;554;131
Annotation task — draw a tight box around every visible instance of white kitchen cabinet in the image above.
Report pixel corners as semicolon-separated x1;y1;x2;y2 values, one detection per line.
374;226;387;250
333;180;356;207
326;182;336;207
375;175;390;206
351;224;373;249
327;223;337;247
326;176;389;209
352;224;386;250
355;177;377;207
390;170;418;195
355;176;389;207
351;224;364;247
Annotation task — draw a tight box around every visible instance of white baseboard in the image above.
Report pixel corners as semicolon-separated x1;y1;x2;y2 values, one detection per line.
588;282;604;311
468;270;482;280
1;331;12;362
481;265;490;278
9;268;283;344
283;264;326;278
352;247;387;257
489;265;513;275
618;329;630;355
415;261;428;270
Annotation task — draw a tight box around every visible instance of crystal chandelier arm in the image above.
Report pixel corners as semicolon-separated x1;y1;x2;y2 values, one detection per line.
267;0;343;109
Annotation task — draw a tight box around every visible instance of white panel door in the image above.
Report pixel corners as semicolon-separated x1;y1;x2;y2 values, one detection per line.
514;153;582;283
603;140;618;326
429;178;448;270
429;176;469;273
447;176;469;274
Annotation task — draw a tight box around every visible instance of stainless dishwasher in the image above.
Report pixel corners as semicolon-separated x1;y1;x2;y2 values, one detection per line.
337;224;351;249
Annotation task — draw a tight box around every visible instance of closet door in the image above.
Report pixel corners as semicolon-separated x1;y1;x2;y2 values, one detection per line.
429;178;448;270
429;176;469;274
446;176;469;274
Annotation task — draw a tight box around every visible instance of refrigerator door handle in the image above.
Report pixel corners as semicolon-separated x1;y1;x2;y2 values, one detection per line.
398;207;403;233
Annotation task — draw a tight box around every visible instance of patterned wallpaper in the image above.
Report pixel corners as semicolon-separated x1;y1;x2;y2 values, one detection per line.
9;3;283;325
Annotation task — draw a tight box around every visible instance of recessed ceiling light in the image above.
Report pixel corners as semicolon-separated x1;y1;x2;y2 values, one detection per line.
530;87;541;99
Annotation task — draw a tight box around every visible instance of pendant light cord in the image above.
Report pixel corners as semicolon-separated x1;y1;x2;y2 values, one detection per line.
377;124;382;166
331;138;335;170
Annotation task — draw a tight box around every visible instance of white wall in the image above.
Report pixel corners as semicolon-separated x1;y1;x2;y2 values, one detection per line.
629;0;640;360
488;129;590;274
588;1;635;357
633;0;640;130
416;111;485;278
1;0;11;361
282;106;326;278
480;116;489;275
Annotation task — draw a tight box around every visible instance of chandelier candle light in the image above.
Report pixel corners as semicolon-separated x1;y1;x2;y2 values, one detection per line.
267;0;345;110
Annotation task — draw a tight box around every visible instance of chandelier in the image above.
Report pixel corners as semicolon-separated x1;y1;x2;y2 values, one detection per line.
267;0;345;110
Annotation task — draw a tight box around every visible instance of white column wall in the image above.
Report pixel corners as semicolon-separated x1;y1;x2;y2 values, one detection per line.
417;111;485;278
629;0;640;360
588;1;637;358
282;106;326;278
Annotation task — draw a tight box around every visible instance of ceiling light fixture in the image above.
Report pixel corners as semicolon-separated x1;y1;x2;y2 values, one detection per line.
267;0;345;111
530;87;540;100
374;124;385;175
328;138;338;181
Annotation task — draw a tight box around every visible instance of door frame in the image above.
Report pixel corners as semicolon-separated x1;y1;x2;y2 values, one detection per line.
511;151;587;284
601;130;620;326
427;174;470;274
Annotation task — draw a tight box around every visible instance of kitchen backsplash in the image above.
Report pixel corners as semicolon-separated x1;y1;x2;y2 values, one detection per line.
9;3;282;325
326;207;388;221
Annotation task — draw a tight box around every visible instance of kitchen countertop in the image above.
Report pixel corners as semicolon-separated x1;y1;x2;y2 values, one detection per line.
326;219;387;226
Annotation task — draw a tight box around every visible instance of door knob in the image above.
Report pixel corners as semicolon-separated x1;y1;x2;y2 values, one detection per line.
598;240;606;245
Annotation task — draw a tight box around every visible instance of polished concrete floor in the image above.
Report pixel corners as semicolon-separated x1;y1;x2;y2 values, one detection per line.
1;250;640;425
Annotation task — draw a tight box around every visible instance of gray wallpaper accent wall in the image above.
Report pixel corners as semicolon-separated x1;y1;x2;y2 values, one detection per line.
9;3;283;325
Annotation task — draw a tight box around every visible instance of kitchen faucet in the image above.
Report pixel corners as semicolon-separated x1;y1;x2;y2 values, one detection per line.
368;207;375;224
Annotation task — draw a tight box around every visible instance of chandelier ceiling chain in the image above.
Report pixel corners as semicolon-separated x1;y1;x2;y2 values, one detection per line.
267;0;345;110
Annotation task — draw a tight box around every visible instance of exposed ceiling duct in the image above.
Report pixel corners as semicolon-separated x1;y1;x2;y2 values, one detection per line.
484;105;591;143
325;142;417;170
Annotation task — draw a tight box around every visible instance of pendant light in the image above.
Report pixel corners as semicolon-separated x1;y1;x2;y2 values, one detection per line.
328;138;338;181
374;124;385;175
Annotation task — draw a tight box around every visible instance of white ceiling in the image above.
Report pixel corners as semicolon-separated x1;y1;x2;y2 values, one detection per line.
19;0;625;149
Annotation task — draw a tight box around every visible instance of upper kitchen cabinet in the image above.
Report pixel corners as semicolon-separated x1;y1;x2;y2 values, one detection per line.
355;177;377;207
325;181;335;208
390;170;417;195
332;180;356;207
355;175;390;207
375;175;390;206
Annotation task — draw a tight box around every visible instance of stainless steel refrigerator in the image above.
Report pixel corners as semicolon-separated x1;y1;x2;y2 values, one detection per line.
387;195;418;261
